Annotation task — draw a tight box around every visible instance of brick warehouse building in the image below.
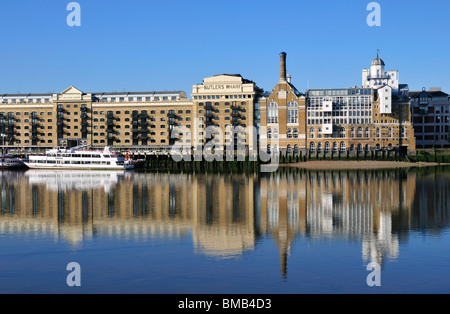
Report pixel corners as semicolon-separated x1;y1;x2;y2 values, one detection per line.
1;52;418;155
259;53;416;155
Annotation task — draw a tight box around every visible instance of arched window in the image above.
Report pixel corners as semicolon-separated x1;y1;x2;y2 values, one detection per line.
376;128;380;138
287;144;292;153
267;128;272;139
388;128;393;138
309;127;315;139
351;128;356;138
287;101;298;124
340;141;346;152
325;142;331;152
287;128;293;139
365;127;370;138
357;127;363;138
294;144;299;154
310;142;316;152
267;102;278;124
293;128;299;139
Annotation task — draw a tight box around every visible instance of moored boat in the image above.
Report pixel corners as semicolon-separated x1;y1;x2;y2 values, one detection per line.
0;155;26;170
24;146;134;170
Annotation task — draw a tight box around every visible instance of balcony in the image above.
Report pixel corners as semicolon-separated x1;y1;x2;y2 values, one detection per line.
205;103;216;110
231;110;242;117
205;111;215;118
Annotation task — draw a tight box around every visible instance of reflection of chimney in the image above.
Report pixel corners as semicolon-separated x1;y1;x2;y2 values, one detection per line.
280;52;287;82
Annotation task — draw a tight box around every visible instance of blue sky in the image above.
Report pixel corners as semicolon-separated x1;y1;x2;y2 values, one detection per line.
0;0;449;97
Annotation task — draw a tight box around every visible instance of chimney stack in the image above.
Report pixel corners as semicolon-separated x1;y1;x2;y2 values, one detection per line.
280;52;287;82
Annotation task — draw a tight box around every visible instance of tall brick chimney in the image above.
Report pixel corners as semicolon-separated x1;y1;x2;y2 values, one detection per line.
280;52;287;82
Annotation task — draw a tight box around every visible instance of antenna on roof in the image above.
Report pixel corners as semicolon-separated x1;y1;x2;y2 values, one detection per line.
377;49;380;58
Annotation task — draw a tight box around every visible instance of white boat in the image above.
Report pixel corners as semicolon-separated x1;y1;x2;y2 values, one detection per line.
24;146;134;170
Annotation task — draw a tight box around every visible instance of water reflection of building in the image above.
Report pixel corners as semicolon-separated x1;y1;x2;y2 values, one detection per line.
411;169;450;232
191;175;256;258
259;170;417;271
0;172;256;255
0;169;449;275
259;173;307;277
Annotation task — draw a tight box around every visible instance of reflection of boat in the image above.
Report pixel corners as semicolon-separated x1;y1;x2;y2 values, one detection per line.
129;159;146;169
25;170;131;192
0;155;26;170
24;146;134;170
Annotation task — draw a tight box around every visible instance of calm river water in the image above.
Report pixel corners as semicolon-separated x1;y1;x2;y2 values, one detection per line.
0;167;449;294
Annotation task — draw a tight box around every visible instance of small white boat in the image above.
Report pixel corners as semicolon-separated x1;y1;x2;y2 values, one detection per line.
24;146;134;170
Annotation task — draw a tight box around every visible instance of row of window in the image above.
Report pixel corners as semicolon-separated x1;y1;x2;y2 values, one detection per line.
308;118;373;125
198;116;246;121
308;142;387;152
267;128;300;139
194;95;252;100
308;127;406;138
1;99;51;104
100;96;178;102
91;110;191;115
